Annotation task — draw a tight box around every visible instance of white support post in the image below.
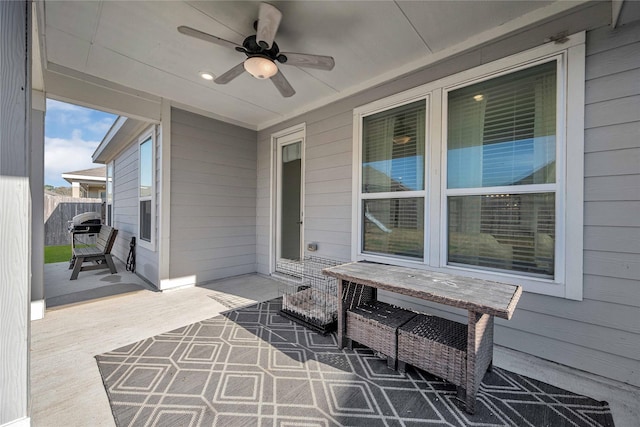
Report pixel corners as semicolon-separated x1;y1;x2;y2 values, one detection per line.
158;99;172;290
0;1;32;425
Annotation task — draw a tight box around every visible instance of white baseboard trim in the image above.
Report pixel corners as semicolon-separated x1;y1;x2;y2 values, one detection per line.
30;299;45;321
1;416;30;427
494;345;640;426
159;276;196;292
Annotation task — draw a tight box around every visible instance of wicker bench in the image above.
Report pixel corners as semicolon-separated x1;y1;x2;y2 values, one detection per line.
397;313;473;386
346;301;416;369
324;261;522;414
70;225;118;280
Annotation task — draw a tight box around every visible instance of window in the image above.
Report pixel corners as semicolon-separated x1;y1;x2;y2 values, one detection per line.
446;61;557;277
106;162;113;226
361;100;427;259
138;128;155;250
353;33;585;299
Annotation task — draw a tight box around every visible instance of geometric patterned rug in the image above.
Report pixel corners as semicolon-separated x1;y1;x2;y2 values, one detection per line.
95;298;614;427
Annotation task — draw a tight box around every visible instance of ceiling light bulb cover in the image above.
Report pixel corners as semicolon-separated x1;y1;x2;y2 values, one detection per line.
244;56;278;79
199;71;215;80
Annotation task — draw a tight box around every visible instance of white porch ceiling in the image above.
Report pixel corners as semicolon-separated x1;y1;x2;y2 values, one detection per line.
41;0;581;130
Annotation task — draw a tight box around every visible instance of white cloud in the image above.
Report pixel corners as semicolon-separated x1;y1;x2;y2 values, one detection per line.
86;117;116;135
44;100;117;186
44;132;101;186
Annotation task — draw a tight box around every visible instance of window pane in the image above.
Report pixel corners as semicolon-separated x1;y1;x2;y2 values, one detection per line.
106;163;113;203
448;61;556;189
363;198;423;259
140;200;152;242
448;193;555;276
140;138;153;197
363;100;425;193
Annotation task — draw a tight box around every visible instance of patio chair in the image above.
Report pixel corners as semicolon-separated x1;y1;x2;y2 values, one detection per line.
70;225;118;280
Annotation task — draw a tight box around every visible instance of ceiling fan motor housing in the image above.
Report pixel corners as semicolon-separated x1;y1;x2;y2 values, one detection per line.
237;35;287;63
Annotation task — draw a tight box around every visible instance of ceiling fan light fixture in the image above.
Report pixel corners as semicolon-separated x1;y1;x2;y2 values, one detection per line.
244;56;278;79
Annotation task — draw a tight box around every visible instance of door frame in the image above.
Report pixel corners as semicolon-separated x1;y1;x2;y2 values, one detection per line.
270;123;306;273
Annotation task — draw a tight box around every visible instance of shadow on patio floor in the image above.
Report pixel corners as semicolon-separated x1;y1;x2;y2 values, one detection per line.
44;258;156;309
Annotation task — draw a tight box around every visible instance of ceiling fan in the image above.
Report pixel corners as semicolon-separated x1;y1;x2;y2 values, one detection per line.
178;2;335;97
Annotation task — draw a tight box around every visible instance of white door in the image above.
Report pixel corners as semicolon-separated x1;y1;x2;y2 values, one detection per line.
275;131;304;268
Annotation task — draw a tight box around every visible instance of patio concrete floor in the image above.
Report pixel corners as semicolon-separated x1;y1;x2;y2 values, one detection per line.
31;261;639;426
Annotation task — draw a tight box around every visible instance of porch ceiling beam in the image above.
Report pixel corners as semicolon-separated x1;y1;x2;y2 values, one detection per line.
43;63;162;122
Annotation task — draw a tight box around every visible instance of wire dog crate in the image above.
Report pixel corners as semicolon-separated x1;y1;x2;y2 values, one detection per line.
280;256;343;334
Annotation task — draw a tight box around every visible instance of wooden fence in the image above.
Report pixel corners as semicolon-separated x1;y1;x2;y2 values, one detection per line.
44;193;103;246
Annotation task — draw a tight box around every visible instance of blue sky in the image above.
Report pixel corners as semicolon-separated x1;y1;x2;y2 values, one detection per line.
45;99;117;187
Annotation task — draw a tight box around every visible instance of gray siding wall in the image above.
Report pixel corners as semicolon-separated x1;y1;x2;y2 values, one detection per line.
170;108;257;283
111;126;160;285
0;1;30;423
257;6;640;387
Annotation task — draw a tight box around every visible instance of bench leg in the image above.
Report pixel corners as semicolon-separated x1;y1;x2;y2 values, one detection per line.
70;256;85;280
104;254;117;274
464;311;494;414
386;356;397;371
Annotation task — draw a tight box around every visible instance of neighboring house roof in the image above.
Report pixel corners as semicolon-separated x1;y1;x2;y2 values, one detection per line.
62;166;106;184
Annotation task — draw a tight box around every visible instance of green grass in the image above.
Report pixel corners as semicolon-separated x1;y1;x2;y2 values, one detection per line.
44;245;72;264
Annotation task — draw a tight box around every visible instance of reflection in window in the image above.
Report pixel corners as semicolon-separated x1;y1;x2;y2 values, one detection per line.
448;193;554;276
446;61;557;277
139;135;153;244
140;200;152;242
363;100;425;193
447;61;556;189
140;138;153;198
106;162;113;226
363;198;424;259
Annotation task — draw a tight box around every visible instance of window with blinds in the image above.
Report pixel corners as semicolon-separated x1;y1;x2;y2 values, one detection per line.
361;99;426;259
106;162;113;226
363;100;426;193
138;132;155;247
446;60;557;277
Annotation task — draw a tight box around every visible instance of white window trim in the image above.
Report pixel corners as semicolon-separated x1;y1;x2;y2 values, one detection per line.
352;32;585;300
354;94;430;262
106;160;114;226
138;126;156;251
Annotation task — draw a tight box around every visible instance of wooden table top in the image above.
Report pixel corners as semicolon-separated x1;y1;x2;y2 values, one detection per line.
323;261;522;320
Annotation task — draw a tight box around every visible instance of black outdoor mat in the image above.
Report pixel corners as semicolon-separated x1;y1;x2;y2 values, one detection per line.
96;298;614;427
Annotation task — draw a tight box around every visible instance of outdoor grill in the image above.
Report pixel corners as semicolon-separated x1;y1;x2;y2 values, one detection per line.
67;211;101;234
67;212;102;269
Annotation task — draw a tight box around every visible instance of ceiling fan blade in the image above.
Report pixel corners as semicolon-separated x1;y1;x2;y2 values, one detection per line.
256;2;282;49
178;26;241;51
280;52;335;70
270;69;295;97
214;62;246;84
